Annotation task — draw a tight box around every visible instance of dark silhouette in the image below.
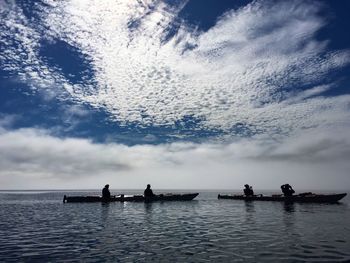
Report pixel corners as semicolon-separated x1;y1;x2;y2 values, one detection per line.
243;184;254;196
144;184;155;197
102;184;111;199
281;184;295;197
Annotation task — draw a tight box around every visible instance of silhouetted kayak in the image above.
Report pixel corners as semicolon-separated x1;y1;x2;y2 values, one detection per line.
63;193;199;203
218;193;347;203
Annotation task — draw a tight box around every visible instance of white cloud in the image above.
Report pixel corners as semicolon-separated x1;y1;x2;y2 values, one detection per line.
0;124;349;190
1;0;350;139
1;1;350;190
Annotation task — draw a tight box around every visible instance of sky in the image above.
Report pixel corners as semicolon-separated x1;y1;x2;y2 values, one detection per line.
1;0;350;190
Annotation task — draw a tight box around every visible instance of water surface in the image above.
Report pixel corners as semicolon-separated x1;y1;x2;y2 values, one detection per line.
0;190;349;262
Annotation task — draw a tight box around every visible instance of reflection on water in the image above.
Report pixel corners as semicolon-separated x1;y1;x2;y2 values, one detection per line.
283;202;295;213
244;200;255;213
0;191;349;262
101;202;110;223
244;201;256;228
144;201;153;212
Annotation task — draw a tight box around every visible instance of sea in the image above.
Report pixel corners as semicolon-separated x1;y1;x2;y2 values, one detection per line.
0;190;349;262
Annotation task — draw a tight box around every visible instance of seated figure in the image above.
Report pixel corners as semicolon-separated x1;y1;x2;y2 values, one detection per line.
243;184;254;196
144;184;155;197
281;184;295;196
102;184;111;199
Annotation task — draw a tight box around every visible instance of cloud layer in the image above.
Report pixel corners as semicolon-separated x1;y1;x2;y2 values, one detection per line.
1;1;350;189
1;124;350;189
1;0;350;139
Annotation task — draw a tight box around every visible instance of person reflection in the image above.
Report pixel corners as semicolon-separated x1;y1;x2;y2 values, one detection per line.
244;200;256;226
283;202;295;213
101;200;110;223
244;199;255;213
144;201;153;212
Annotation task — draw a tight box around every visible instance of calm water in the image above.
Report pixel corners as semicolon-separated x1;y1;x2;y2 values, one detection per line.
0;190;350;262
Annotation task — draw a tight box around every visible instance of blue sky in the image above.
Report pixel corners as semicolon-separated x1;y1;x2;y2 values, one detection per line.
1;0;350;190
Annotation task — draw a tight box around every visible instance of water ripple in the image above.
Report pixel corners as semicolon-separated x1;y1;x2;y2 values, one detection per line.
0;191;349;262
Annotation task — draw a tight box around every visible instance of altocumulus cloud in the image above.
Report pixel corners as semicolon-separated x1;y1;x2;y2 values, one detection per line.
1;1;350;189
1;0;350;137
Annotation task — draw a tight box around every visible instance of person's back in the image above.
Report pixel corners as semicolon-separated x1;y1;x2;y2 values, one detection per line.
144;184;155;197
281;184;294;196
244;184;254;196
102;184;111;199
249;186;254;196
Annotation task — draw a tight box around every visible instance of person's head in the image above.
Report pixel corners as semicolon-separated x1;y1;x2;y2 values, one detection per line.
244;184;249;189
105;184;109;189
147;184;151;189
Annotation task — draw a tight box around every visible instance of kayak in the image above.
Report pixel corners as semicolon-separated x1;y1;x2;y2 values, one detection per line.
63;193;199;203
217;193;347;203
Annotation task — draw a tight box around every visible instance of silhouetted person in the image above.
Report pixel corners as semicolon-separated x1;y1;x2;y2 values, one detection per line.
144;184;155;197
281;184;295;197
243;184;254;196
102;184;111;199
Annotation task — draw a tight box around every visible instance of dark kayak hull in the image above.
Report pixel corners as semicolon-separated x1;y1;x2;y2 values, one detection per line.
63;193;199;203
218;193;347;203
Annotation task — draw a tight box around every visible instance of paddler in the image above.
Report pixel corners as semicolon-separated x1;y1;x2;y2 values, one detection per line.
102;184;111;199
281;184;295;196
243;184;254;196
144;184;155;197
